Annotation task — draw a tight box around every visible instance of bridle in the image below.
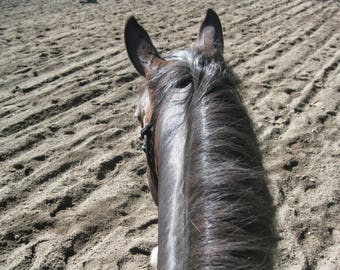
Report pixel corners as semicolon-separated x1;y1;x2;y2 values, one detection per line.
140;121;159;204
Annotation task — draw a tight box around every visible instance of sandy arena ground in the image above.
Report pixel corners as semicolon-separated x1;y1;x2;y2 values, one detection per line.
0;0;339;269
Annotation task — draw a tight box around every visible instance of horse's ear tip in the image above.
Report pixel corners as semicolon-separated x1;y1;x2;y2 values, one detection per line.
206;9;218;17
125;16;138;28
126;16;135;23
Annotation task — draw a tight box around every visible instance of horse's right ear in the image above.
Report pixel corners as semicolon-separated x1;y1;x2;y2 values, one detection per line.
124;17;163;77
197;9;224;57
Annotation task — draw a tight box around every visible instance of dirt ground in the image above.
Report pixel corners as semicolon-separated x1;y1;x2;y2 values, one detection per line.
0;0;339;269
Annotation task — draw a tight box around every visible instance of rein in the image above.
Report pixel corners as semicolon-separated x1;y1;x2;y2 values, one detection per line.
140;121;159;203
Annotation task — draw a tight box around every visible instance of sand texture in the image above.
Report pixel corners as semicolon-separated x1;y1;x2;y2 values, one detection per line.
0;0;339;269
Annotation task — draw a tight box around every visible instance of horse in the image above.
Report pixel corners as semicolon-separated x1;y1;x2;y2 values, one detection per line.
124;9;276;270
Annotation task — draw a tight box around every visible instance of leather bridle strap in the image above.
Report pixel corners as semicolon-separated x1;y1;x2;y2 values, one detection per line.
140;122;158;203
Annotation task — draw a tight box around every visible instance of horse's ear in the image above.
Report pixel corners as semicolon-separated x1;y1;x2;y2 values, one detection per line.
198;9;224;56
124;16;163;77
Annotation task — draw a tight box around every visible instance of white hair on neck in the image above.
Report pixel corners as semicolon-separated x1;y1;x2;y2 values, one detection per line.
150;246;158;269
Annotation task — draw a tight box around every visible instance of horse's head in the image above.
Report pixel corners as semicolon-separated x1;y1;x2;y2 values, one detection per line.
125;9;224;128
124;10;225;204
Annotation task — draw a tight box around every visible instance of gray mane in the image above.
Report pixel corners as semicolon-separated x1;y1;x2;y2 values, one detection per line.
151;49;276;269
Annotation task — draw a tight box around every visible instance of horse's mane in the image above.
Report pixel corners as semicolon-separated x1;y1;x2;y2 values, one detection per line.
150;49;276;269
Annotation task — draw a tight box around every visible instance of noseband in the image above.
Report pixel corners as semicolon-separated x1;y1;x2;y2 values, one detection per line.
140;121;158;203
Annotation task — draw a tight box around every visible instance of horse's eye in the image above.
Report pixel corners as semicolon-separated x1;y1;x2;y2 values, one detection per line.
176;77;192;88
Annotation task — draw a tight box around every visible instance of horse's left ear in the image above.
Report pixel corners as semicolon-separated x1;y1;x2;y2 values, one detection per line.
198;9;224;57
124;16;164;77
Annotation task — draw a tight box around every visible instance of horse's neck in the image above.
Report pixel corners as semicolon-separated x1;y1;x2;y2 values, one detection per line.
156;96;188;270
